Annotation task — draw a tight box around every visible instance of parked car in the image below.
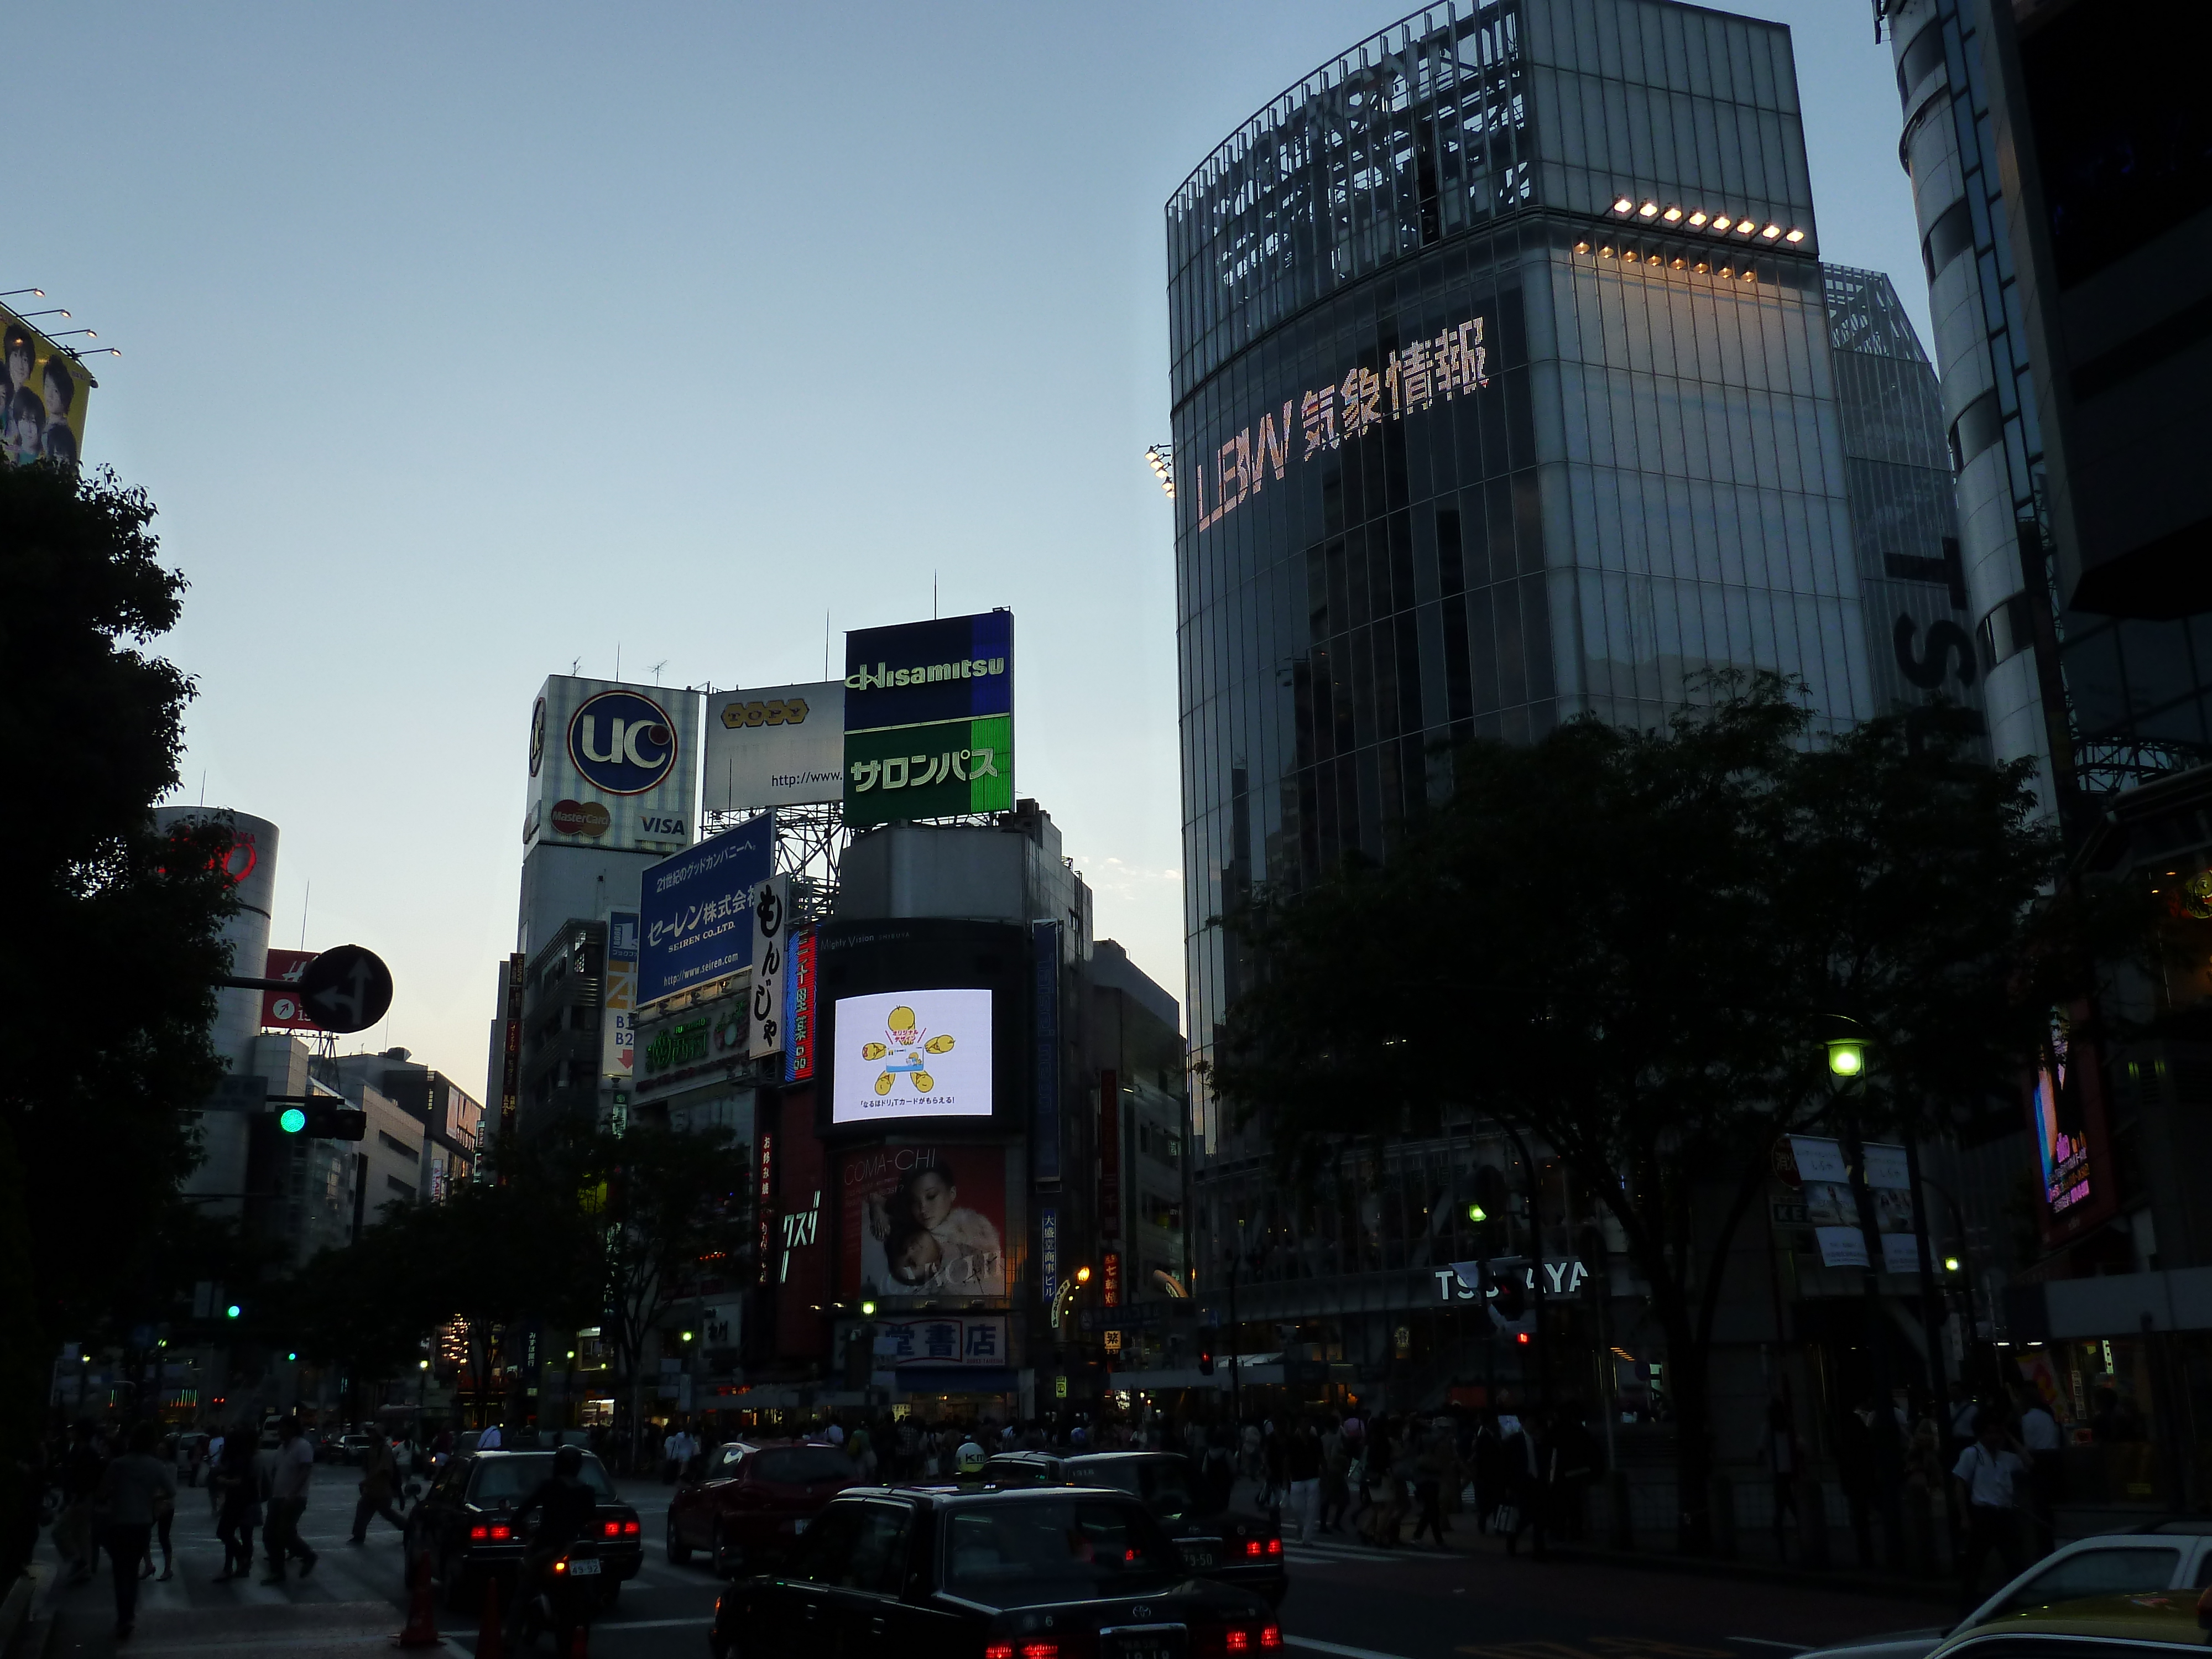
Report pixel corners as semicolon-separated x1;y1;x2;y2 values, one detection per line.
668;1439;862;1578
980;1450;1286;1608
709;1484;1279;1659
405;1449;644;1612
1803;1522;2212;1659
336;1433;380;1465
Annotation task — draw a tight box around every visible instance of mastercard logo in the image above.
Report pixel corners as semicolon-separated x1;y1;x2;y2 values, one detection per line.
549;799;612;838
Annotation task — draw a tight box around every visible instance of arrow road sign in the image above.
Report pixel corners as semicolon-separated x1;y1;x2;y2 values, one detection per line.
295;944;394;1034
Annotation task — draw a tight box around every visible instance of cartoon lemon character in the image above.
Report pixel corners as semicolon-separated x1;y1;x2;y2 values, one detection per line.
859;1005;958;1096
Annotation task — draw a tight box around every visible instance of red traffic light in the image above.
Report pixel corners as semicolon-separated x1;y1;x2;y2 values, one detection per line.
1515;1332;1531;1346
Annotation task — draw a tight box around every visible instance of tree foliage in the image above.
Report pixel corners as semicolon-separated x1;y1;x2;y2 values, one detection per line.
1204;676;2091;1550
0;463;237;1573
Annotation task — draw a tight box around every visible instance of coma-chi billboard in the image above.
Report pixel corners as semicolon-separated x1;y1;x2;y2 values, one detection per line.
841;1141;1009;1300
3;306;92;467
829;988;993;1125
523;675;701;855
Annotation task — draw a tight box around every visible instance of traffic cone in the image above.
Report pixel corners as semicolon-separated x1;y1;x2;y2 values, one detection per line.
393;1547;440;1648
567;1619;588;1659
478;1572;504;1659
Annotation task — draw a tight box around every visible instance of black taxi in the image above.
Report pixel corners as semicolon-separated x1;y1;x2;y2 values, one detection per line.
407;1449;644;1610
981;1451;1286;1609
709;1484;1280;1659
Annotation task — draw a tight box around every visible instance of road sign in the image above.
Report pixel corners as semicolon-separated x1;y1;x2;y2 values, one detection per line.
296;945;394;1034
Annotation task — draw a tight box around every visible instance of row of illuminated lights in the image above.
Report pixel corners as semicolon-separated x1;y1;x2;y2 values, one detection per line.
469;1520;640;1543
1576;237;1761;281
989;1630;1280;1659
1611;196;1806;246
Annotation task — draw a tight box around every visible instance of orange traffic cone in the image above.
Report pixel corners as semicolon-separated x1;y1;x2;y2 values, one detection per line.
394;1547;441;1648
478;1572;505;1659
567;1618;588;1659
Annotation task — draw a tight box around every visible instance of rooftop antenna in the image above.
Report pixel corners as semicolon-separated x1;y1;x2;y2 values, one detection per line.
300;879;311;951
650;659;667;685
571;656;580;676
615;644;621;680
933;572;938;619
824;610;831;680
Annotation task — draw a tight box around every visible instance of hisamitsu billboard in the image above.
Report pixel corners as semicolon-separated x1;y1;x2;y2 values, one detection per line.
638;813;774;1006
843;611;1013;827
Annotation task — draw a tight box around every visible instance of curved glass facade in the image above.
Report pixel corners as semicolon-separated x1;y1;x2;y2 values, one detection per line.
1171;0;1874;1152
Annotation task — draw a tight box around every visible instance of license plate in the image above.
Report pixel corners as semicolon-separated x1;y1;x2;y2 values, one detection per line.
566;1558;602;1577
1178;1545;1218;1569
1105;1625;1185;1659
792;1519;808;1535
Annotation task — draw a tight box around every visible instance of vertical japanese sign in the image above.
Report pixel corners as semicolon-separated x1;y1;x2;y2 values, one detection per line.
601;910;638;1078
1102;1250;1121;1310
1040;1205;1059;1309
750;875;789;1058
1099;1069;1121;1246
1032;921;1061;1183
755;1131;776;1286
842;611;1014;827
783;927;817;1083
498;951;525;1141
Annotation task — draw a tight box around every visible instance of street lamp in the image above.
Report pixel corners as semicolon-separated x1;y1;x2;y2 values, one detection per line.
1826;1037;1866;1079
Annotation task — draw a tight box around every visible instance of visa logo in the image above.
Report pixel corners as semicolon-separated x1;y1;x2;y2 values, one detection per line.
640;815;687;835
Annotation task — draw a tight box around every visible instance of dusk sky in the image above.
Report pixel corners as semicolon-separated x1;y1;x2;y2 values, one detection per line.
19;2;1922;1099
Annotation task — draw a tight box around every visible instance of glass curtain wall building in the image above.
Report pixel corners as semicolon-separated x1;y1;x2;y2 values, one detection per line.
1170;0;1866;1160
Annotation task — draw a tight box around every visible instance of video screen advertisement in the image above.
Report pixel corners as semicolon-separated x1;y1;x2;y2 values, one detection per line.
814;919;1027;1135
523;675;702;857
842;611;1013;828
839;1141;1014;1302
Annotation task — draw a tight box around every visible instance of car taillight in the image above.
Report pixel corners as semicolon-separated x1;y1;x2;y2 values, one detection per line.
1227;1634;1250;1653
491;1525;512;1541
1243;1539;1264;1557
469;1525;487;1540
603;1521;620;1537
1266;1536;1282;1556
985;1646;1014;1659
623;1520;640;1535
1021;1645;1058;1659
1261;1628;1282;1650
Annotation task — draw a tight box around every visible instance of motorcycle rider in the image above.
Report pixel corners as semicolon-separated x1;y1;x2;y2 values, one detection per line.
507;1446;601;1647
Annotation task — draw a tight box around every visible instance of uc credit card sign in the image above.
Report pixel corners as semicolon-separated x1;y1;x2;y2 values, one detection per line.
843;612;1012;827
638;814;773;1006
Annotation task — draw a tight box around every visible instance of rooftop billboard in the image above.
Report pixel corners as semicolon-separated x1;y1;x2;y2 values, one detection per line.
523;675;701;857
2;307;91;467
637;812;774;1006
702;680;844;810
842;612;1013;827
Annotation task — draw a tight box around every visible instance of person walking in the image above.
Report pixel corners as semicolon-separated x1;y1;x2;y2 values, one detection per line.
1318;1420;1350;1534
1953;1417;2026;1612
212;1426;263;1582
2015;1386;2063;1558
204;1428;227;1515
1284;1422;1323;1545
1407;1419;1450;1547
54;1420;106;1584
348;1435;408;1543
1501;1411;1550;1560
262;1416;319;1583
94;1421;175;1639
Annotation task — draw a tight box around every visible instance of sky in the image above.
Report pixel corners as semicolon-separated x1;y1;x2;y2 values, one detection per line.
18;1;1922;1101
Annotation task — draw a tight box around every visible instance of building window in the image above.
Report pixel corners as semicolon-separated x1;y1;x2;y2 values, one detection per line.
385;1176;417;1200
1922;199;1973;282
1949;390;2004;472
378;1130;413;1157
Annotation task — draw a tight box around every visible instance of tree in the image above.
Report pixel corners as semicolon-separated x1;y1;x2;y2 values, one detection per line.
1205;677;2080;1552
0;462;236;1574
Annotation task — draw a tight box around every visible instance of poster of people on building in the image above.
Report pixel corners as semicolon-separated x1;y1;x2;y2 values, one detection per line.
841;1141;1007;1300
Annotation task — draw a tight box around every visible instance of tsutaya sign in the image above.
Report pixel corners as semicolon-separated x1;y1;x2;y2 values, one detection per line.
1195;315;1491;535
1433;1259;1590;1302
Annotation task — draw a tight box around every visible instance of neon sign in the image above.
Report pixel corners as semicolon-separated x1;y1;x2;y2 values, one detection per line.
1193;316;1491;534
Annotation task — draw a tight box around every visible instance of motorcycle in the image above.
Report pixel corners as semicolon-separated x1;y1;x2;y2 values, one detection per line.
512;1537;606;1652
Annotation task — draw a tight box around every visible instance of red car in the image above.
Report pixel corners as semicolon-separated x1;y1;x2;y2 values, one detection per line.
665;1440;860;1577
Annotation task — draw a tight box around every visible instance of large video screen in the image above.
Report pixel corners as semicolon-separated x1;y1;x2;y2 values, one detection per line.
829;988;994;1126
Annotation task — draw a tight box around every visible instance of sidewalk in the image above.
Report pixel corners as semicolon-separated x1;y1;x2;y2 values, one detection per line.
1244;1478;1957;1606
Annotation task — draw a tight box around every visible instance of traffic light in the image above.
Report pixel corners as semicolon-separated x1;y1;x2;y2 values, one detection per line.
275;1099;366;1140
1198;1343;1214;1376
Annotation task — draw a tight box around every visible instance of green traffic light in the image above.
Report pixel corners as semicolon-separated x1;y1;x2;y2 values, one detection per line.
287;1352;298;1361
279;1107;307;1133
225;1305;241;1319
1467;1203;1487;1223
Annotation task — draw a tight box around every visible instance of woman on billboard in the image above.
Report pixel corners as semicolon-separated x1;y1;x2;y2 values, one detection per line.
870;1157;1005;1297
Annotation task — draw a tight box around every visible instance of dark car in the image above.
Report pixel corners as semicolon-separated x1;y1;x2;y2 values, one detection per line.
669;1439;862;1577
708;1484;1280;1659
336;1433;380;1465
406;1449;644;1611
980;1451;1286;1609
